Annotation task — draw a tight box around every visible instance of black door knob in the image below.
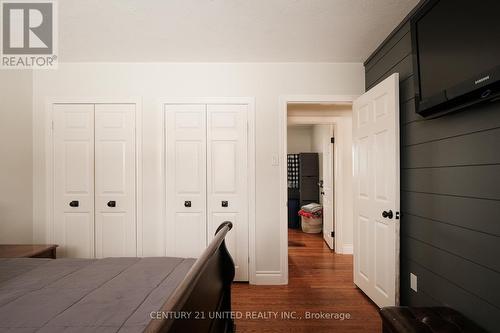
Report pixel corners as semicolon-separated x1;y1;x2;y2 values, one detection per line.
69;200;79;207
382;210;394;219
221;201;228;207
184;201;191;207
107;201;116;208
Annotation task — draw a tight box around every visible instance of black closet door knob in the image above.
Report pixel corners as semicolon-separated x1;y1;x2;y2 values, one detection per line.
221;201;228;207
382;210;393;219
69;200;79;207
184;201;191;208
107;201;116;208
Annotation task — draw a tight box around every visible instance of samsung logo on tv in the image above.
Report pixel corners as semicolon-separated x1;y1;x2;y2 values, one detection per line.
475;76;490;84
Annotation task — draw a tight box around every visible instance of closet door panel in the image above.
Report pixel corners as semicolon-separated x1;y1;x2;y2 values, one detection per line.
207;104;248;281
95;104;136;258
96;213;128;258
165;104;207;257
174;213;206;258
53;104;95;258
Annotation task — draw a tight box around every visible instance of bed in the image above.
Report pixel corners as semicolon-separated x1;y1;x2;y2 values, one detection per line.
0;222;235;333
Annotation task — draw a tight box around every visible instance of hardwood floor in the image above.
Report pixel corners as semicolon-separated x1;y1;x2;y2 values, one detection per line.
232;228;381;333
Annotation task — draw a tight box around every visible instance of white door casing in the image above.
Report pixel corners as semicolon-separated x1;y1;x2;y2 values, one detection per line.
206;104;249;281
352;73;400;307
165;104;208;258
94;104;137;258
53;104;95;258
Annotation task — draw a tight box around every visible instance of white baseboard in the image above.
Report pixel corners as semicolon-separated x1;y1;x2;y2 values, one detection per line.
342;243;353;254
252;271;286;285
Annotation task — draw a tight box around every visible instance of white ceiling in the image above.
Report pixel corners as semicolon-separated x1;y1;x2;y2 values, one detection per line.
58;0;419;63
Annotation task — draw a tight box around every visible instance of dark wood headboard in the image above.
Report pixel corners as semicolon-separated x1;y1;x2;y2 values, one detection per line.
145;221;235;333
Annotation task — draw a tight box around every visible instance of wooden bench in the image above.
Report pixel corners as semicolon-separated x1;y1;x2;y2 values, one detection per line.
0;244;58;259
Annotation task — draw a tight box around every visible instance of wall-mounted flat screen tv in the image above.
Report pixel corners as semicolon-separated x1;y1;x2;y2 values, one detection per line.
412;0;500;117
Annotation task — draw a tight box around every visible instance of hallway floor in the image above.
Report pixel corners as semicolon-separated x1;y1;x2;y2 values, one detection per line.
232;228;381;333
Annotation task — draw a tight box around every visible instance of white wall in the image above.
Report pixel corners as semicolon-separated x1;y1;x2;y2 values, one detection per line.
0;70;33;243
287;125;313;154
334;117;353;253
33;62;364;280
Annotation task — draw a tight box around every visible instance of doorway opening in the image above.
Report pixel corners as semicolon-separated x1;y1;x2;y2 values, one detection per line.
279;77;400;308
279;95;356;284
287;123;335;250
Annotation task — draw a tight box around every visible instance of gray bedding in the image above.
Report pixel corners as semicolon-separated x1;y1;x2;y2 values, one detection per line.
0;257;195;333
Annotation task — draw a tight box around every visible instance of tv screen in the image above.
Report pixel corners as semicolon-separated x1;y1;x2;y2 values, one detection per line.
414;0;500;113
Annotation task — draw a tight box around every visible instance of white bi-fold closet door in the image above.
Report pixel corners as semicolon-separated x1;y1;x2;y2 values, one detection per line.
165;103;249;281
53;103;137;258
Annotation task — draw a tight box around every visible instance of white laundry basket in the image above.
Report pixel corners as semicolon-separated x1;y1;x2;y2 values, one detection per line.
301;215;323;233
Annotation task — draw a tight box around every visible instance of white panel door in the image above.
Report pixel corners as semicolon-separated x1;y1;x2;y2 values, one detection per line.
165;104;207;258
353;73;400;307
94;104;137;258
206;104;248;281
53;104;95;258
322;125;335;250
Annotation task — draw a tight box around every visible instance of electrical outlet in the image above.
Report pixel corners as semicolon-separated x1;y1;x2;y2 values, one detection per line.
410;273;418;292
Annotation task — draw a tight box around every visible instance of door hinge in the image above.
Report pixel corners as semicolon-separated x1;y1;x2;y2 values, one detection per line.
51;120;54;131
330;137;335;144
331;231;335;238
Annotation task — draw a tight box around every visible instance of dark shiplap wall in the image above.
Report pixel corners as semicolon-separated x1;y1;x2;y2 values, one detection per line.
364;17;500;333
